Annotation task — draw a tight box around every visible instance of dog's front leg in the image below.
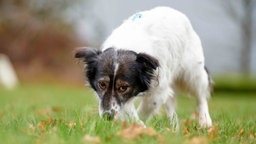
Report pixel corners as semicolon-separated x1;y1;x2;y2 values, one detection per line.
121;101;146;127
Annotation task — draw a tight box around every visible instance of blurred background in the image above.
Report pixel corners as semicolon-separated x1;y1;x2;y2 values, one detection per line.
0;0;255;91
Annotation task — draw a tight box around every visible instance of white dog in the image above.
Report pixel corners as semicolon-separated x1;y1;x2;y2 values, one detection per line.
75;7;212;129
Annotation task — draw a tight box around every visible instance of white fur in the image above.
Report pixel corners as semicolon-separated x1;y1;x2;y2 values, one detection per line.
102;7;212;128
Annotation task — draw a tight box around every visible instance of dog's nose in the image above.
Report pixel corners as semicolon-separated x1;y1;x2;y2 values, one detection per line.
102;110;115;120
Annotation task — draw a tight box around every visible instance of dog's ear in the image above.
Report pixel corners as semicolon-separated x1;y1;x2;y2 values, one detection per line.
136;53;159;91
136;53;159;70
75;47;102;62
75;47;102;90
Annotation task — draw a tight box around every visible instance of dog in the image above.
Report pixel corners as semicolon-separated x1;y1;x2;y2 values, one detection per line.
75;7;212;129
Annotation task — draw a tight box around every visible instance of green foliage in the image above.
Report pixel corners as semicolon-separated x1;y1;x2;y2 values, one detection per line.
0;84;255;144
214;75;256;93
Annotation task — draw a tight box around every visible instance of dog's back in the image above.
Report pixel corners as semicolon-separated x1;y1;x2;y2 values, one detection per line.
103;6;207;95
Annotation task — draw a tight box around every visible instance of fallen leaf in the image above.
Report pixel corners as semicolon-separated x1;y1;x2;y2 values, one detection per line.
37;120;47;132
48;117;57;126
237;129;244;136
117;123;156;140
83;134;100;144
184;136;208;144
52;106;62;113
184;119;191;127
183;127;190;136
121;121;127;129
249;132;254;139
207;126;218;140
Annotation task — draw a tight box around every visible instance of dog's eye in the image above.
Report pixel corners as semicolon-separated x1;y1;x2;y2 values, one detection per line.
98;81;107;90
117;86;129;93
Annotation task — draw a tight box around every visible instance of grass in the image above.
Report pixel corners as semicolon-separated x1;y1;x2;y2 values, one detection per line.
0;83;255;144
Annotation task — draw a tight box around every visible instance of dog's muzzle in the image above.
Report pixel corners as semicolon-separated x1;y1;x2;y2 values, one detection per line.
102;109;115;120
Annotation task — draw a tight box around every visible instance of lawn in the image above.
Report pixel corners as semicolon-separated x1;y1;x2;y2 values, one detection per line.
0;83;255;144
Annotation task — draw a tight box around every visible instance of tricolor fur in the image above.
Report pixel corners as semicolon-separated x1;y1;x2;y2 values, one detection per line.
75;7;212;128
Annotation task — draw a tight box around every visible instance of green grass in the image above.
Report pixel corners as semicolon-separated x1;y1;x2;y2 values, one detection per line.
0;83;255;144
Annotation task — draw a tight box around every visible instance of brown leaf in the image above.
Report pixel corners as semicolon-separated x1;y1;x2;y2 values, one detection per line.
184;137;208;144
52;106;62;113
249;132;254;139
37;120;48;132
48;117;57;126
183;127;190;137
184;119;191;127
117;123;156;140
237;129;244;136
121;121;127;129
207;126;218;140
83;134;100;144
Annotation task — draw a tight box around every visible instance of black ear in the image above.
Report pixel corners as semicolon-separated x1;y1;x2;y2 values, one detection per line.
136;53;159;91
136;53;159;70
75;47;102;90
75;47;102;61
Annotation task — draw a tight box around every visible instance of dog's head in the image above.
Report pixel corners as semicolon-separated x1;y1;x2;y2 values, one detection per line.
75;47;159;120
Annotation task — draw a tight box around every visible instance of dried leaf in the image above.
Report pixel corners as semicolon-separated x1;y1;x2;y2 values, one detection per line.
37;120;47;132
83;134;100;144
207;126;218;140
52;106;62;112
183;127;190;136
184;137;208;144
249;132;254;139
184;119;191;127
48;117;57;126
117;123;156;140
121;121;127;129
237;129;244;136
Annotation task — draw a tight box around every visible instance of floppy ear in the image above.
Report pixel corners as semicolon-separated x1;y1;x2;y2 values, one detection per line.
75;47;102;61
75;47;102;90
136;53;159;70
136;53;159;91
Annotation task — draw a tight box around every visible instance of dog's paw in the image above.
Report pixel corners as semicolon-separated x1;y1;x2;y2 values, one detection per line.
169;112;179;131
137;120;146;128
199;114;212;128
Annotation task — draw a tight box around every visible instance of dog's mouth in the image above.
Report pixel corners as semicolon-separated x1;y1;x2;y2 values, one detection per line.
102;111;114;121
102;109;118;121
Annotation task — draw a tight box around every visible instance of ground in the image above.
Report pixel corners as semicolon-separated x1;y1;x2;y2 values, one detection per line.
0;83;255;144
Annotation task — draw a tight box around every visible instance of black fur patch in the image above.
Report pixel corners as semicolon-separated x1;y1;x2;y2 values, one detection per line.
75;48;101;90
136;53;159;91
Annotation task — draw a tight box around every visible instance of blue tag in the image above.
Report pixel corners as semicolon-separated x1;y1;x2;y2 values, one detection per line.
132;13;142;21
